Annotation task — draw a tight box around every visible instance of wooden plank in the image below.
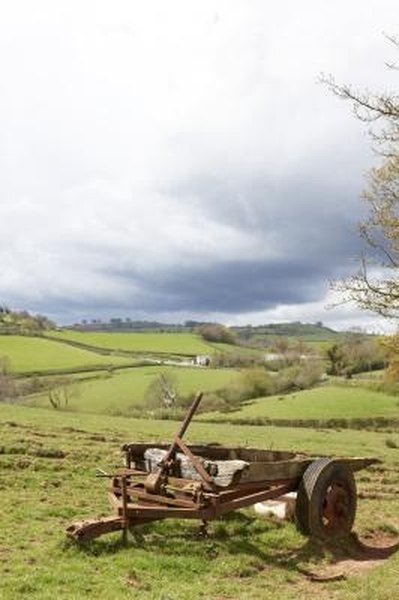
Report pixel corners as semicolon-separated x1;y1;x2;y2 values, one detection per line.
238;459;312;483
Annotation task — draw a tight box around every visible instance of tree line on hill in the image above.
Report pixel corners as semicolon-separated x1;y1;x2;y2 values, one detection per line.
71;318;188;332
0;307;54;335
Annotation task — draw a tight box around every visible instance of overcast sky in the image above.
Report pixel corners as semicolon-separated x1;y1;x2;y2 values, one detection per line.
0;1;397;330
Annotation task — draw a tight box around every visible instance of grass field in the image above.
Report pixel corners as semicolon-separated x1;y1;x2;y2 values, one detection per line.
3;334;397;427
0;336;133;373
0;402;398;600
27;366;239;414
50;330;215;356
210;342;264;355
201;385;399;423
248;335;335;351
1;330;398;598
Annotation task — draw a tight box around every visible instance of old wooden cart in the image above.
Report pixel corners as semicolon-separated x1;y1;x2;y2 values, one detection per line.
67;393;378;543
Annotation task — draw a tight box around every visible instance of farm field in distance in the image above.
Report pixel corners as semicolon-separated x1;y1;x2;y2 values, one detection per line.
0;335;134;373
50;330;215;356
200;385;399;424
0;402;398;600
0;326;398;599
27;365;239;414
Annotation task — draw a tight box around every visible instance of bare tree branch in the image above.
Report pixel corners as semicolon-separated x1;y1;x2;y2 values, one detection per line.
323;37;399;320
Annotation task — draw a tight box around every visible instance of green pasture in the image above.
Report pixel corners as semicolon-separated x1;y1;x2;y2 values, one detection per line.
250;334;335;347
27;366;239;414
201;384;399;422
209;342;268;362
0;402;398;600
50;330;215;355
301;339;333;352
0;335;132;373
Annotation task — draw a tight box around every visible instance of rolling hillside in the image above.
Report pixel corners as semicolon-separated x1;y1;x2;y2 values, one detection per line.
200;385;399;425
49;330;216;356
0;335;133;374
27;366;239;414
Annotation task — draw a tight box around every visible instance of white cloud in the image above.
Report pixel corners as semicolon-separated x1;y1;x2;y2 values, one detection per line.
0;0;397;326
225;289;398;334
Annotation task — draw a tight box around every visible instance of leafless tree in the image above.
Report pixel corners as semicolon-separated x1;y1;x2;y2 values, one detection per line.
322;36;399;319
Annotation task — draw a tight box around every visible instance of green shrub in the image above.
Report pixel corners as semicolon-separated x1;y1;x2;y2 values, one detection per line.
212;351;264;368
385;437;398;449
197;324;238;345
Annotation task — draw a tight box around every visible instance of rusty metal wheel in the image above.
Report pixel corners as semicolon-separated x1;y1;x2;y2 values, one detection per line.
295;458;357;539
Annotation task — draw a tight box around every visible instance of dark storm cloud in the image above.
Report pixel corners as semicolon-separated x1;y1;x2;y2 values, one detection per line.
99;190;363;316
2;165;365;322
122;171;363;315
169;166;364;246
126;260;326;313
117;245;357;314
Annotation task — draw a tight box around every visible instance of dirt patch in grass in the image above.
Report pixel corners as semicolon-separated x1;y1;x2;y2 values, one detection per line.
359;528;399;549
298;532;399;582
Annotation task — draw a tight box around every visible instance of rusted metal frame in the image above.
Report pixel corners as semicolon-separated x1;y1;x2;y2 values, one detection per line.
128;472;201;489
210;484;271;503
111;479;296;515
121;476;129;544
111;497;208;520
143;392;204;494
174;436;216;491
110;485;200;509
66;516;124;541
160;391;204;467
130;483;200;504
110;482;297;523
111;479;197;497
114;468;295;500
124;504;208;520
129;483;296;521
215;478;299;503
216;482;297;516
110;469;204;508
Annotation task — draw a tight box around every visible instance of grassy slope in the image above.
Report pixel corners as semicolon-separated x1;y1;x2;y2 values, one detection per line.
210;342;264;354
27;366;239;414
0;336;133;373
51;330;215;355
0;403;398;600
201;385;399;422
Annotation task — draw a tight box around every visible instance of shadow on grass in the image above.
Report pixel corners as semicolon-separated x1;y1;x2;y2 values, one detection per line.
63;512;399;579
63;535;129;556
